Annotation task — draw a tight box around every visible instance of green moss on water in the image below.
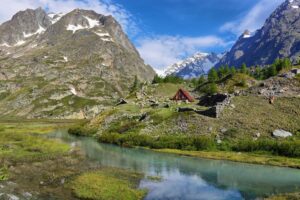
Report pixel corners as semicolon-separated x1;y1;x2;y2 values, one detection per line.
0;121;72;162
68;168;147;200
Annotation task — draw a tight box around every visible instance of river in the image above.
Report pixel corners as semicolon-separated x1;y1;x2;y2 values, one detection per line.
49;130;300;200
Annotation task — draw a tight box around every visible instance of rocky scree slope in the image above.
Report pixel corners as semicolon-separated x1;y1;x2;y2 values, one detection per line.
0;8;155;119
217;0;300;67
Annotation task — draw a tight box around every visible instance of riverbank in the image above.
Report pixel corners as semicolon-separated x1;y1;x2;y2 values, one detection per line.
69;93;300;170
152;149;300;169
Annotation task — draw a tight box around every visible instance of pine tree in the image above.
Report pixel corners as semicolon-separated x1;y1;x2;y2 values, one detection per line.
268;65;277;77
208;68;218;82
230;66;236;75
130;75;139;92
282;58;292;70
218;66;225;78
197;75;206;86
224;65;230;75
241;63;247;74
207;82;218;95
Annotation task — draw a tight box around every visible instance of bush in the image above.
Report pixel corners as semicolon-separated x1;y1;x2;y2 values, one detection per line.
68;125;97;137
208;69;218;82
202;82;218;95
0;167;9;181
98;133;216;151
152;75;184;84
232;139;300;158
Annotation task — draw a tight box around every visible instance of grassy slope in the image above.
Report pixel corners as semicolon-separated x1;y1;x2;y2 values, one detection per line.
77;80;300;168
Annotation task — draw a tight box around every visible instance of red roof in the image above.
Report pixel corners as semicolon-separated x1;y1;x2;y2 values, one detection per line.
172;88;194;102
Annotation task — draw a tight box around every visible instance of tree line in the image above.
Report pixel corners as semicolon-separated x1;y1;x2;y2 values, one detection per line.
150;58;294;95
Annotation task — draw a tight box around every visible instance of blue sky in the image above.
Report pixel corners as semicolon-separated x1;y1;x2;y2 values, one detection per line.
112;0;284;72
0;0;284;73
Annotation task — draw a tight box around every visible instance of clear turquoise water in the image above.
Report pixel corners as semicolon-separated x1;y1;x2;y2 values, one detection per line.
49;130;300;200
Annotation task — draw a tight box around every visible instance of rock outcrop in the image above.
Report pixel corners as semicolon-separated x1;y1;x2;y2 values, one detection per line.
217;0;300;67
164;52;222;79
272;129;293;138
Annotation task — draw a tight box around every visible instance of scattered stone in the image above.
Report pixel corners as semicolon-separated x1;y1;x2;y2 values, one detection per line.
291;68;300;75
254;132;261;138
234;90;241;96
150;103;159;108
163;103;170;108
139;113;148;122
272;129;293;138
208;127;213;132
217;139;222;144
269;96;275;104
116;98;127;106
7;194;19;200
230;104;236;109
22;192;32;198
136;92;143;100
177;107;195;112
220;128;228;134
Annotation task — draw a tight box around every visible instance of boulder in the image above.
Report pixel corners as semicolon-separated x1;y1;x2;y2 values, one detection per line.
254;132;261;138
116;98;127;106
220;128;228;134
139;113;148;122
177;107;195;112
272;129;293;138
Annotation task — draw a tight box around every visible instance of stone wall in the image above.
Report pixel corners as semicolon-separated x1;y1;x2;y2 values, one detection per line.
197;94;233;118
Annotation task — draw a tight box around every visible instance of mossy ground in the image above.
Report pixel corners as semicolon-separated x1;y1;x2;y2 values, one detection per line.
266;192;300;200
0;120;147;199
0;120;73;163
68;168;147;200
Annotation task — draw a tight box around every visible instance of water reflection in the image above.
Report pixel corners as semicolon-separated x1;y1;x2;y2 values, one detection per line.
49;130;300;200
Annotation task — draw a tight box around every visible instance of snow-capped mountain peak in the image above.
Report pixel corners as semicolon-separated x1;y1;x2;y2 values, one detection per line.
164;52;222;79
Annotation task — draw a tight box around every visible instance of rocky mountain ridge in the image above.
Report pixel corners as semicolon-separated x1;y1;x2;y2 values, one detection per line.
164;52;221;79
0;8;156;119
217;0;300;68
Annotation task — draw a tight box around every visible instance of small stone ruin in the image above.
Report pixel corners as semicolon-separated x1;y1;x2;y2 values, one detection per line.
197;94;233;118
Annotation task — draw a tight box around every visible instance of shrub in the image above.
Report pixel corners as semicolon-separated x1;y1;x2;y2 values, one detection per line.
68;125;97;137
192;136;216;150
208;69;218;82
232;139;300;158
98;133;216;151
205;82;218;95
152;75;184;84
0;167;9;181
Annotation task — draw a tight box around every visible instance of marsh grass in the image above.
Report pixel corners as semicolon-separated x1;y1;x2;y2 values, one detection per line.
154;149;300;169
0;120;74;162
68;168;147;200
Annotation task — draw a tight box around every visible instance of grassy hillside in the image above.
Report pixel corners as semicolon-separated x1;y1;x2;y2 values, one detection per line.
69;76;300;167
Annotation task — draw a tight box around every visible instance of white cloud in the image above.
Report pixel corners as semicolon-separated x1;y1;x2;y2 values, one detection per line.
136;35;228;73
0;0;137;34
220;0;284;35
